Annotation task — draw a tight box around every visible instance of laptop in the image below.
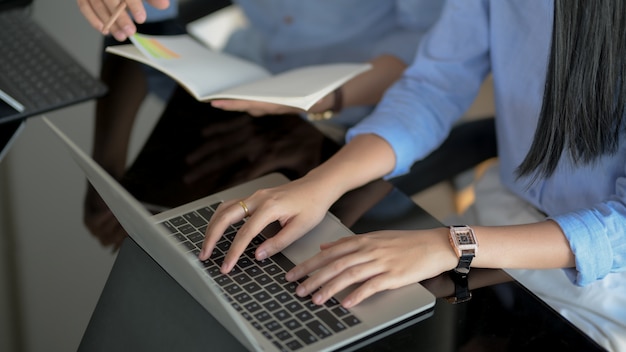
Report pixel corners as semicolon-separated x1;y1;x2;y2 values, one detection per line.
43;116;436;352
0;0;108;125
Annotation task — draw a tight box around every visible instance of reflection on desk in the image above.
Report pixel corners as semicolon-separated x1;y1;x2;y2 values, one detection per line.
79;87;605;351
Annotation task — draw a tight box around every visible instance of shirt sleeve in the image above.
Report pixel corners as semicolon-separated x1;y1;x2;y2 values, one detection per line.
550;178;626;285
347;0;492;178
144;0;178;22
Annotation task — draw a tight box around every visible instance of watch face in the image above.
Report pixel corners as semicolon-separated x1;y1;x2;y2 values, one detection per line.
458;231;474;245
451;226;478;250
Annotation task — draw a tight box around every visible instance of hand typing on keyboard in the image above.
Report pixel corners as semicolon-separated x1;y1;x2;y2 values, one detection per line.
198;175;333;273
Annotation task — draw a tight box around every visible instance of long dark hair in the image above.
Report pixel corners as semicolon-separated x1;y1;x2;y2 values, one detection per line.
516;0;626;181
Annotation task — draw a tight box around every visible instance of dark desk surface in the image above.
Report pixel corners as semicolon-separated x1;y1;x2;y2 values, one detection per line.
78;88;604;351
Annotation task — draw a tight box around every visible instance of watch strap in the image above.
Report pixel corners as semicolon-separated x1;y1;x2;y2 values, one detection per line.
445;271;472;304
455;253;473;276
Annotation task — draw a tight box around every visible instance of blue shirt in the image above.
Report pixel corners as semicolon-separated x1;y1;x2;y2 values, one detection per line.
144;1;178;22
223;0;446;127
348;0;626;285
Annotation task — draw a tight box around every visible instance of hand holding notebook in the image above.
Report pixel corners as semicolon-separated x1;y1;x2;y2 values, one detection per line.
106;33;371;111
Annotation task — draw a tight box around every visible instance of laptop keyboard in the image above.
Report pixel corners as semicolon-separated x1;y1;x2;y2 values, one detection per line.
160;202;362;351
0;8;106;120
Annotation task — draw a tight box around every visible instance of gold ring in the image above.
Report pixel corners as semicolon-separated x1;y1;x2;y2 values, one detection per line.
239;200;250;218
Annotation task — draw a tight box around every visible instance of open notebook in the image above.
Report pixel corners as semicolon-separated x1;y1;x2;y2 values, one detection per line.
44;117;436;352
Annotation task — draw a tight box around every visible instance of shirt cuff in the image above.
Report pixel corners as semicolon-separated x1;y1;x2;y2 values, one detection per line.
550;211;614;286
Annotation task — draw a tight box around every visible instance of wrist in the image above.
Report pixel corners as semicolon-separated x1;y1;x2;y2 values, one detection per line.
307;88;343;121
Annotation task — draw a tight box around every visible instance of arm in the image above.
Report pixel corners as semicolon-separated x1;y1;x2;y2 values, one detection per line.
285;220;575;308
199;133;397;271
201;0;491;271
209;54;408;117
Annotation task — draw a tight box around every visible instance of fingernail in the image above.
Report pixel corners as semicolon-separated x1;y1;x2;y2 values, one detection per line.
256;249;267;260
221;263;229;273
313;293;323;304
342;299;353;308
285;271;293;281
123;25;134;35
296;286;306;297
113;31;127;41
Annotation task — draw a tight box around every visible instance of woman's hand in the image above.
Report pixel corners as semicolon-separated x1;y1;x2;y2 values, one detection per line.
199;176;337;274
210;100;304;117
77;0;171;40
285;228;458;308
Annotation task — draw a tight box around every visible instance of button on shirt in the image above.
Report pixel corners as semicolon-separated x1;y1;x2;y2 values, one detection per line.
348;0;626;285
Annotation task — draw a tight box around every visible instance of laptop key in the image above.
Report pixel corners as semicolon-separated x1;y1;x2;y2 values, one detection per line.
214;275;233;287
224;283;242;295
315;310;347;332
254;311;271;322
271;252;295;272
244;302;262;313
275;330;292;341
255;274;273;286
169;216;187;227
294;329;317;345
178;224;195;235
284;319;301;330
295;311;314;322
183;211;207;227
233;273;252;285
285;301;303;313
273;309;292;321
265;283;282;295
264;264;281;276
306;320;332;339
342;315;362;327
332;306;350;317
196;207;214;222
233;292;252;304
263;300;280;312
242;282;262;294
252;291;271;303
244;266;263;277
186;231;204;244
275;292;293;304
285;340;304;351
264;320;281;332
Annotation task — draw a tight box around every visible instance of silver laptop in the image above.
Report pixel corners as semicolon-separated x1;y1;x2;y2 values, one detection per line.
44;116;436;352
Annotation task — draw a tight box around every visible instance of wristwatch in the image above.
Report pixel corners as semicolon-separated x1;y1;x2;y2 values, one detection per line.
448;225;478;276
